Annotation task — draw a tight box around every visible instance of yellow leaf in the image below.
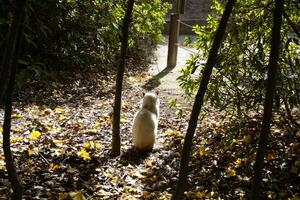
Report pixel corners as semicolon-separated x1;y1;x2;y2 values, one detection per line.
59;115;66;120
234;158;242;166
226;167;236;177
55;107;64;114
105;172;113;179
159;192;172;200
27;149;34;155
0;127;2;133
42;108;52;115
199;146;206;157
44;125;52;132
266;153;275;161
53;140;64;147
99;115;109;123
151;175;158;182
142;191;148;198
111;176;118;183
10;136;22;143
174;130;183;137
58;192;69;200
121;102;129;109
146;160;153;167
95;143;102;149
83;141;93;150
78;148;90;160
164;129;173;136
243;135;251;143
84;129;97;134
120;118;126;124
29;130;41;141
49;163;60;171
93;122;100;128
0;154;4;160
195;190;207;198
12;113;22;118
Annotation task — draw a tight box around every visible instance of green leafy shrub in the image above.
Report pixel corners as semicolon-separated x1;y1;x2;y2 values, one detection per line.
0;0;170;77
177;0;299;126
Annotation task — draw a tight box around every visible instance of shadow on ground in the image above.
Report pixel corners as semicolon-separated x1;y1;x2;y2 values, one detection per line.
142;65;175;91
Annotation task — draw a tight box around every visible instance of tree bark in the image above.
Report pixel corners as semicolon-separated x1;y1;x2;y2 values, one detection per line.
250;1;284;199
1;1;27;199
0;1;25;105
111;0;135;157
173;0;236;199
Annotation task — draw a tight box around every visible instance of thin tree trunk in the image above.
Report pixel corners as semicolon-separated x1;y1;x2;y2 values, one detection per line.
173;0;236;199
111;0;135;157
1;1;27;199
250;1;284;199
0;2;25;104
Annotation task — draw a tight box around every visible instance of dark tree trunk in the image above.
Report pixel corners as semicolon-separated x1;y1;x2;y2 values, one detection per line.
0;1;25;105
173;0;236;199
1;1;27;199
250;1;284;199
111;0;135;157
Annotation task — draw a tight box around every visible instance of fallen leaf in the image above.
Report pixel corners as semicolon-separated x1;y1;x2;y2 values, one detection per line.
12;113;22;118
164;129;174;136
10;136;22;143
266;153;275;161
226;167;236;177
59;115;66;120
78;148;91;160
199;146;206;157
27;149;34;156
122;102;129;109
142;191;148;198
29;130;42;141
146;160;153;167
83;141;92;149
120;118;126;124
58;192;69;200
49;163;60;171
151;175;158;182
242;135;251;143
234;158;242;166
42;108;52;115
131;171;146;179
55;107;64;114
195;190;207;199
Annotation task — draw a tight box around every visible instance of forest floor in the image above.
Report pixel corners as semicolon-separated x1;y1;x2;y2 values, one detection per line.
0;36;299;200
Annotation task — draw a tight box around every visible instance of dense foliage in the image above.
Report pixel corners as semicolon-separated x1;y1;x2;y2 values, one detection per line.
0;0;170;78
177;0;299;129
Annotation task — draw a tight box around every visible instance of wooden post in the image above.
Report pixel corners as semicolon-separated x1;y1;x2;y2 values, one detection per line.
167;13;180;68
177;0;186;14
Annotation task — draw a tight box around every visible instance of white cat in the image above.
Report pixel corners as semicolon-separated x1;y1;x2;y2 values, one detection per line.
132;92;159;151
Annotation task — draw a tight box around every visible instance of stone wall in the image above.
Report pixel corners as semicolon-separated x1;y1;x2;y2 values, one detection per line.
164;0;213;34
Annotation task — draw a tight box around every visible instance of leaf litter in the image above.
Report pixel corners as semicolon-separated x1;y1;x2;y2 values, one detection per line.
0;67;299;199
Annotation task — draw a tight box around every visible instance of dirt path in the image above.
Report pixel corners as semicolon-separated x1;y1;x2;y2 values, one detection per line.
144;35;196;99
